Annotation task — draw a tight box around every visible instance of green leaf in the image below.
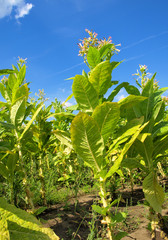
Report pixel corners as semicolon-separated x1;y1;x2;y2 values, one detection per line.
153;135;168;158
10;97;26;127
0;83;11;103
12;84;29;104
105;121;148;180
0;121;15;129
8;74;17;90
153;122;168;137
0;163;9;179
143;172;165;213
54;130;73;149
18;64;26;85
121;158;147;171
87;46;101;68
99;44;112;60
92;205;105;216
19;104;44;140
134;135;153;169
0;197;59;240
47;112;75;120
119;95;147;118
70;112;105;173
89;61;113;96
107;82;129;102
0;69;15;76
92;102;120;143
72;75;99;111
124;84;140;95
6;153;17;173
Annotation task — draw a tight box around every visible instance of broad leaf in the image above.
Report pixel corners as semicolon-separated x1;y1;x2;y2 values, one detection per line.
89;61;113;96
72;75;99;111
134;135;153;169
70;112;105;173
143;172;165;213
12;84;29;104
10;97;26;127
92;102;120;143
87;46;101;68
0;197;59;240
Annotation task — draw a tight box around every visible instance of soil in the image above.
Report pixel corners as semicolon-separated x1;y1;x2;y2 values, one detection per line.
40;186;168;240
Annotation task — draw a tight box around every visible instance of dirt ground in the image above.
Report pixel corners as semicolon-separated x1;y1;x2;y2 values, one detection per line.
40;186;168;240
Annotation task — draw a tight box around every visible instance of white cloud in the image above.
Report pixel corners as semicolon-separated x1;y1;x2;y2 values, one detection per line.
62;102;72;108
0;0;33;19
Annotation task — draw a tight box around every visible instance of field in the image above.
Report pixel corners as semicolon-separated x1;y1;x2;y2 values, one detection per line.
0;31;168;240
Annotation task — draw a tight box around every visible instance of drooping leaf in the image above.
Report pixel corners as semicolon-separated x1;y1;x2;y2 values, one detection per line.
0;197;59;240
119;95;147;118
92;102;120;143
121;158;147;171
143;172;165;213
107;82;129;102
72;75;99;111
105;121;148;180
124;84;140;95
153;122;168;137
19;104;44;140
53;130;73;149
89;61;113;96
70;112;105;173
87;46;101;68
134;135;153;169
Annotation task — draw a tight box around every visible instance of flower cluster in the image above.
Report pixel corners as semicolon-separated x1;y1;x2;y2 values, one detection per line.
78;29;120;61
162;96;168;105
133;65;159;91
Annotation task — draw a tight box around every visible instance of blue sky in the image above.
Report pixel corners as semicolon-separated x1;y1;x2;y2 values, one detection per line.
0;0;168;105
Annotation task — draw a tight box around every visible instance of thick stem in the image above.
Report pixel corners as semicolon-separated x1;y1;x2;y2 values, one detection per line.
100;180;114;240
39;154;47;206
149;207;158;240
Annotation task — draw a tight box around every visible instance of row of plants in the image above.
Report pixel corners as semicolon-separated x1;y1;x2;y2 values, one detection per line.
0;29;168;240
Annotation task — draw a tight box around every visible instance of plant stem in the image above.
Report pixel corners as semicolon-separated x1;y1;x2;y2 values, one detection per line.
100;180;114;240
39;154;47;205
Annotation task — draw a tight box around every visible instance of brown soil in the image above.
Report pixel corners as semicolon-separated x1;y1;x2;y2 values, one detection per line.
40;186;168;240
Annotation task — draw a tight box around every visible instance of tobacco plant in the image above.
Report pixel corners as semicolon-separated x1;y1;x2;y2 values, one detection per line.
121;65;168;238
55;34;148;239
0;59;43;208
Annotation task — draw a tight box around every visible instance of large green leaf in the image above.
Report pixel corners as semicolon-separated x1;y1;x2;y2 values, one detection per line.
12;84;29;104
70;112;105;173
134;134;153;169
0;197;59;240
10;97;26;127
143;172;165;213
87;46;101;68
119;95;147;118
89;61;113;96
153;135;168;158
121;158;147;171
0;83;11;103
92;102;120;143
124;84;140;95
72;75;99;111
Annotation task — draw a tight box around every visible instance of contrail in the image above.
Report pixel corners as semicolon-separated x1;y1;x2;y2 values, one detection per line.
121;30;168;50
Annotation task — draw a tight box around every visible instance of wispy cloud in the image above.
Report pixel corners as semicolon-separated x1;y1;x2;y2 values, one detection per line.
122;31;168;50
0;0;33;19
